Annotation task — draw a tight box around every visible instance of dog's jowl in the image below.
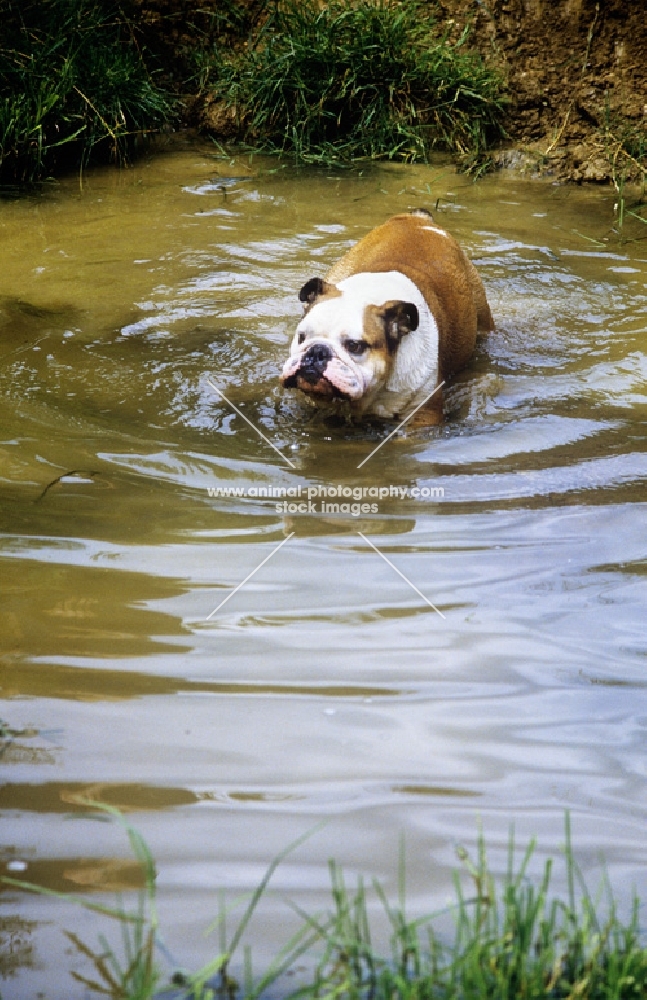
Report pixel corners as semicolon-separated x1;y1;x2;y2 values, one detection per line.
281;210;494;423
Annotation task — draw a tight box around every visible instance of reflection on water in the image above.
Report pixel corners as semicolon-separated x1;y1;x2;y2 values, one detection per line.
1;139;647;997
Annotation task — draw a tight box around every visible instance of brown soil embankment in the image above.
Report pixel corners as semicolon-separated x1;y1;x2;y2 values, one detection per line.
442;0;646;182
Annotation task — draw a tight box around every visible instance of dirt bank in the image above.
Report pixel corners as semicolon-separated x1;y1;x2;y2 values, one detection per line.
442;0;647;183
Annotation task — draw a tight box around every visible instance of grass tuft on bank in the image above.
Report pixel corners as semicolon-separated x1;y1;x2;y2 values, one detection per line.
4;810;647;1000
0;0;172;184
211;0;507;170
597;107;647;228
0;0;506;181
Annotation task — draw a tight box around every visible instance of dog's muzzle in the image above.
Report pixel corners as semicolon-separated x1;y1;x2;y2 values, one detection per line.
281;342;364;400
295;343;333;385
281;342;335;390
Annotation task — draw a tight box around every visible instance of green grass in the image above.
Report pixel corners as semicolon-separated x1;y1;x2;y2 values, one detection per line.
0;0;172;184
0;0;507;183
297;820;647;1000
211;0;507;169
597;108;647;231
3;810;647;1000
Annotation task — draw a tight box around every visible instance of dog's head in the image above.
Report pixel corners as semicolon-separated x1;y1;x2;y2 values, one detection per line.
280;275;419;406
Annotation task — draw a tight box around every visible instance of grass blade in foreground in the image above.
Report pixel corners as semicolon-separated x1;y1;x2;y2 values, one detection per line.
296;817;647;1000
3;811;647;999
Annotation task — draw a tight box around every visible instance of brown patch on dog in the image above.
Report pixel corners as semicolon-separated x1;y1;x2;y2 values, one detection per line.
361;307;391;387
298;277;341;311
381;300;419;352
363;299;419;356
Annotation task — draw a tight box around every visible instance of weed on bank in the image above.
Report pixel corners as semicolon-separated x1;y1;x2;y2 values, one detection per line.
0;0;171;184
1;0;507;184
210;0;506;169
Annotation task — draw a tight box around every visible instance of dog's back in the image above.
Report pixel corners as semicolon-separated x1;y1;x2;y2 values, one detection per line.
325;211;493;381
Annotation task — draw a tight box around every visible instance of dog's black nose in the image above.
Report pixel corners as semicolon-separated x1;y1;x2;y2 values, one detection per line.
303;343;333;367
300;342;333;383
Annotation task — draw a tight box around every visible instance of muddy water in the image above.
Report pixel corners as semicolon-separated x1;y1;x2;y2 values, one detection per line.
1;139;647;997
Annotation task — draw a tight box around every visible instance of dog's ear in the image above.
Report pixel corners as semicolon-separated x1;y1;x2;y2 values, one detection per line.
298;277;337;306
381;300;419;352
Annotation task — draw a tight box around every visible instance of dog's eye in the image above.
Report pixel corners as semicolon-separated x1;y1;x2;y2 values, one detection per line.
298;332;306;344
346;339;369;356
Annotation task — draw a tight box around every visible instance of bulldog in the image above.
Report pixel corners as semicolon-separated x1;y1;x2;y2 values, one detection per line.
280;210;493;423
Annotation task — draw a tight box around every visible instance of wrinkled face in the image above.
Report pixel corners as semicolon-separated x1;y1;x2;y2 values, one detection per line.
280;277;418;405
